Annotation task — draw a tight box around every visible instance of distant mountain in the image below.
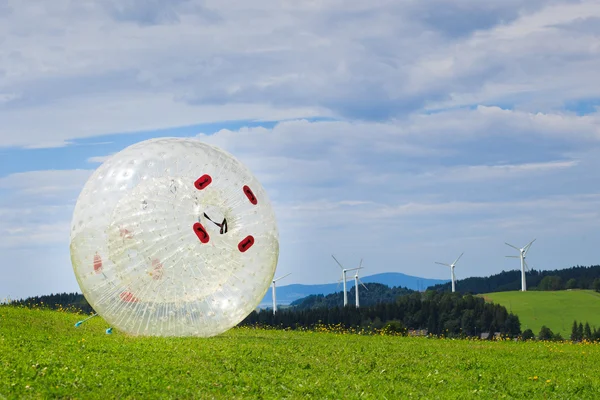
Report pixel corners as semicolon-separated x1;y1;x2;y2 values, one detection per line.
290;283;414;310
258;272;449;307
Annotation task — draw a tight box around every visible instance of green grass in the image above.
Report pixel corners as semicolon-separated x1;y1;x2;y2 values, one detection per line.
1;306;600;399
480;290;600;337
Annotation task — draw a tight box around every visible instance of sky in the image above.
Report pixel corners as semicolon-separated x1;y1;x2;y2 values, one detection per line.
2;0;600;300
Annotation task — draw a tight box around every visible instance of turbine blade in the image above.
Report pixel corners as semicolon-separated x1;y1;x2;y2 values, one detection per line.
523;239;536;254
357;278;369;291
524;260;530;272
453;252;464;266
346;267;363;272
331;255;344;270
505;242;519;250
435;262;451;267
506;256;520;258
359;258;363;269
273;272;291;282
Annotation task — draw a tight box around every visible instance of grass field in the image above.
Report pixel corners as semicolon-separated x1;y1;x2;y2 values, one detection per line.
1;307;600;398
480;290;600;337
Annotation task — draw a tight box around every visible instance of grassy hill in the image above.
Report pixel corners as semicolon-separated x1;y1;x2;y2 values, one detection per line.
480;290;600;337
2;306;600;398
0;306;600;399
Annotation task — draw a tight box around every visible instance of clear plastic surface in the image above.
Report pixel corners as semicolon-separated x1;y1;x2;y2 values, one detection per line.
70;138;279;337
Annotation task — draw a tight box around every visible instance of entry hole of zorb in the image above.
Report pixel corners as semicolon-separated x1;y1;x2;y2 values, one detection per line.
203;205;227;234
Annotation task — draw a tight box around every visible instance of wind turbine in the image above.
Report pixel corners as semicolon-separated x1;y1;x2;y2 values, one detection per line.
331;255;363;307
505;239;536;292
435;252;464;293
354;268;368;308
271;272;291;315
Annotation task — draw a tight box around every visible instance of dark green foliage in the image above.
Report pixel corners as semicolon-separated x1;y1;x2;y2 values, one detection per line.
569;320;599;342
504;313;521;336
428;265;600;294
6;292;93;314
538;326;554;341
538;276;563;291
382;320;407;335
460;309;475;336
572;320;581;341
522;329;535;340
553;332;564;341
566;278;578;289
241;290;520;338
487;323;497;340
584;322;592;340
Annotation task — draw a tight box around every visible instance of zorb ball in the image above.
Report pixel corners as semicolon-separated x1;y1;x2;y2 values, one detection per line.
69;138;279;337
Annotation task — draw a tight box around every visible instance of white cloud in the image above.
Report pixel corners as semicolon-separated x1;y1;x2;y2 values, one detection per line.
3;107;600;294
195;108;600;198
0;169;93;196
0;93;328;148
3;1;600;297
0;169;92;252
0;221;71;249
2;1;600;149
190;115;600;241
422;160;579;183
87;155;114;163
419;1;600;110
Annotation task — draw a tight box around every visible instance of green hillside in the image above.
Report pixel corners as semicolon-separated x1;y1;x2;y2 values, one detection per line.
2;306;600;399
480;290;600;337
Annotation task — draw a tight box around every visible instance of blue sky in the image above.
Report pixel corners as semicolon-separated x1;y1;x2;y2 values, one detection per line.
2;0;600;300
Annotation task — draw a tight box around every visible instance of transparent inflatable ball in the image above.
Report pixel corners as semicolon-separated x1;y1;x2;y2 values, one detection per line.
69;138;279;337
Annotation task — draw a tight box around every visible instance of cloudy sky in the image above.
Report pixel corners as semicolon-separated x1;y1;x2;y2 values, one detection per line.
2;0;600;300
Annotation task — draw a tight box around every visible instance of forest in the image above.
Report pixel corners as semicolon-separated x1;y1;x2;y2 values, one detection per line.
242;291;522;337
7;292;95;314
7;264;600;340
290;283;413;310
428;265;600;293
7;288;521;337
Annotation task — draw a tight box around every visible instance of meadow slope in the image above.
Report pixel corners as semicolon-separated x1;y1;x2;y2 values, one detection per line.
480;290;600;337
1;306;599;399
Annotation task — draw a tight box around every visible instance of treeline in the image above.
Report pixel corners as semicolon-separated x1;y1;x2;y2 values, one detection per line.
7;292;94;314
521;320;600;342
428;265;600;294
241;291;522;338
569;320;600;342
290;283;413;310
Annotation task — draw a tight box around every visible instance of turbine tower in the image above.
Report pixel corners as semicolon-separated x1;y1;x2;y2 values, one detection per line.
435;252;464;293
331;255;363;307
505;239;536;292
354;268;368;308
271;273;291;315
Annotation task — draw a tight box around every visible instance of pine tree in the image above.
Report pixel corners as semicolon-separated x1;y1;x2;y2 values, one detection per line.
571;320;579;341
584;322;592;340
578;322;584;340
